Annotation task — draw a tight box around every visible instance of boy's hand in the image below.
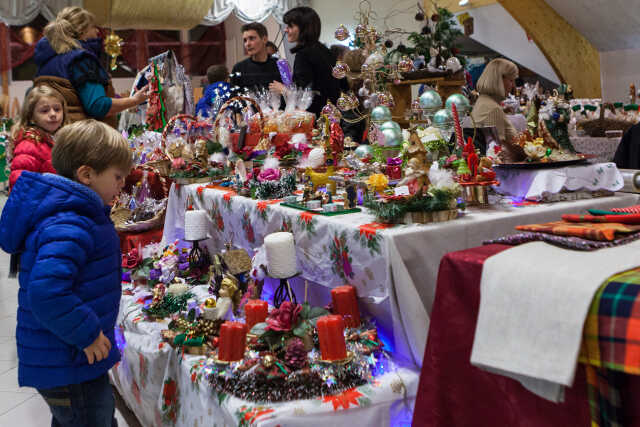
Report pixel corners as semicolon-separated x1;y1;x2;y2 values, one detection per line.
83;331;111;365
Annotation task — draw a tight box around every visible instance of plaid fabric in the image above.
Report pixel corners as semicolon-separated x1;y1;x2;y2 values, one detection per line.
611;205;640;214
585;365;624;427
580;267;640;427
515;221;640;241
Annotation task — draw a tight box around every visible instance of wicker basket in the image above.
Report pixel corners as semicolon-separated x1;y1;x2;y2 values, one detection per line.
576;103;634;137
111;164;169;233
213;96;266;154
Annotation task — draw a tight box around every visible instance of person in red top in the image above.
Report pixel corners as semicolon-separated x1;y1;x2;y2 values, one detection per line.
9;85;68;189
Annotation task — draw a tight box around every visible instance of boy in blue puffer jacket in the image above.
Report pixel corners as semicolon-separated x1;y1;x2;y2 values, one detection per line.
0;119;132;427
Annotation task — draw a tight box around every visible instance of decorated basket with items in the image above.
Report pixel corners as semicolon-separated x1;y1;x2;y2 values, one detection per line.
162;114;229;184
213;93;315;165
110;165;169;233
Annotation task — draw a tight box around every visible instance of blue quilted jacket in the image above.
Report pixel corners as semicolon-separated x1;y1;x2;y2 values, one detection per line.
0;172;122;389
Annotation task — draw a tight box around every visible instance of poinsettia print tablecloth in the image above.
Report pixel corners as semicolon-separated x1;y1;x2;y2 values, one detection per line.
162;183;424;365
110;284;419;427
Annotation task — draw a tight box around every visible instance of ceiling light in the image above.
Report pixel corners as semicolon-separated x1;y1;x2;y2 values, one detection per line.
459;0;470;5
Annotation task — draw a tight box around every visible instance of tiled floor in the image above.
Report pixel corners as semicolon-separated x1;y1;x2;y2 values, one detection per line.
0;195;131;427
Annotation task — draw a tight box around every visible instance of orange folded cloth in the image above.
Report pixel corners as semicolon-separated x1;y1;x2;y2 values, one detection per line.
515;221;640;241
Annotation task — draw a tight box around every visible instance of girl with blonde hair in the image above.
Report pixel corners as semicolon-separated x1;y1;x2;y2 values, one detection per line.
471;58;522;161
33;6;148;128
9;85;69;189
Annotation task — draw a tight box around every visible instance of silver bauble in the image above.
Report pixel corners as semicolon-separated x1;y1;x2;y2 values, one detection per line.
419;90;443;112
381;127;402;147
380;121;401;134
354;144;374;161
432;108;454;129
445;93;471;116
370;105;392;123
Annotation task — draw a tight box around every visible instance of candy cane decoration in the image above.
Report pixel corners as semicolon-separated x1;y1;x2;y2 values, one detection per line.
451;102;464;148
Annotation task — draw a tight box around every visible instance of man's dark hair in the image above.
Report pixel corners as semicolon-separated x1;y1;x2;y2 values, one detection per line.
241;22;268;39
283;6;321;53
206;64;229;84
330;44;347;62
266;41;278;53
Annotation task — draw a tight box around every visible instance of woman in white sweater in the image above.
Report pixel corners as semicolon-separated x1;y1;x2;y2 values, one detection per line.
471;58;523;162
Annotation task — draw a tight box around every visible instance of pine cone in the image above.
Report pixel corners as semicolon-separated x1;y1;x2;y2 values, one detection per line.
284;338;308;370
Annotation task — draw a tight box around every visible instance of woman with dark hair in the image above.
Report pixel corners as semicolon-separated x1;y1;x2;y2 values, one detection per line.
269;6;345;116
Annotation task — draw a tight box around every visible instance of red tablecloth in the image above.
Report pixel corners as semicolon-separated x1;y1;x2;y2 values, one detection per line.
412;244;640;427
118;228;164;254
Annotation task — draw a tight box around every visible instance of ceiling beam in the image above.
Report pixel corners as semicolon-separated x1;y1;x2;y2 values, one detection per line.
496;0;601;97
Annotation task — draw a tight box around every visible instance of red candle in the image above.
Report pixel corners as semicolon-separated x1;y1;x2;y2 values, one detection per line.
218;321;247;362
316;315;347;361
331;285;361;328
245;299;269;331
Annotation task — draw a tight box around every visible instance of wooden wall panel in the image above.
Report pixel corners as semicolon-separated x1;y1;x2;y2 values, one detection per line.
424;0;601;97
496;0;601;97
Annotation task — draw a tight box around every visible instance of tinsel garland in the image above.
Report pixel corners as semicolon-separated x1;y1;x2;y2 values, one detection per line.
249;171;297;200
205;345;388;402
142;292;194;319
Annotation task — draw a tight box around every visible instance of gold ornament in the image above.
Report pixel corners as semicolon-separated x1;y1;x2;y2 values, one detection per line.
334;24;350;41
204;298;216;308
103;31;123;71
262;354;275;368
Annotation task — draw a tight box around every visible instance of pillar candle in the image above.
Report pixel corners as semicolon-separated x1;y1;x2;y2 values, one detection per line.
245;299;269;331
218;321;247;362
316;315;347;361
331;285;361;328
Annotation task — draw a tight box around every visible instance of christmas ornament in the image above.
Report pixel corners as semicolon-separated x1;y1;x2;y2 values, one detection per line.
381;127;402;147
432;108;454;129
262;354;276;368
321;102;342;120
337;92;359;111
204;297;216;308
370;105;392;123
397;56;414;73
384;40;393;48
332;61;350;79
415;12;425;21
380;121;401;134
354;144;374;161
334;24;350;41
355;24;367;38
418;90;443;113
103;30;123;71
445;93;471;116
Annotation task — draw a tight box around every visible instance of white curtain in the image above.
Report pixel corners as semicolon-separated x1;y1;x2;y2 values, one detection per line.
200;0;309;25
0;0;81;25
1;0;310;26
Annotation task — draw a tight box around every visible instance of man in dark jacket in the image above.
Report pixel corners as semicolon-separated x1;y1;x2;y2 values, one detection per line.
0;119;132;426
231;22;282;92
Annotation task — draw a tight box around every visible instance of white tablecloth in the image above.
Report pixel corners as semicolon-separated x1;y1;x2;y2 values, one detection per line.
494;162;623;200
163;185;640;367
111;284;419;427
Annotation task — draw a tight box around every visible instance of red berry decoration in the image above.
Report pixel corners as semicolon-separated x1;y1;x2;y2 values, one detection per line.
431;13;440;22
